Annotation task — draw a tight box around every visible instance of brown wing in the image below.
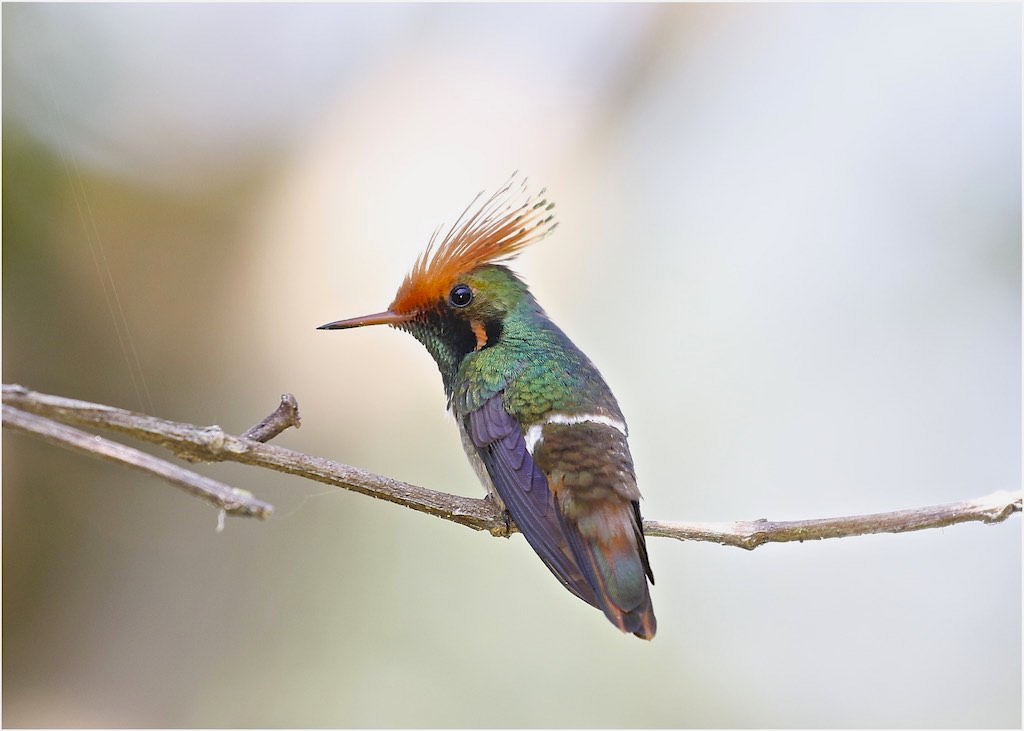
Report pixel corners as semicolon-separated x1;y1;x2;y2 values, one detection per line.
532;420;656;639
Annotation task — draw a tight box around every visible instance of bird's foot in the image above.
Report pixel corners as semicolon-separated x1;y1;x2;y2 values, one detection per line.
482;494;514;538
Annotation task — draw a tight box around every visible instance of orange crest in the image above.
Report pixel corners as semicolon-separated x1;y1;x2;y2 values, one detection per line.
390;175;557;314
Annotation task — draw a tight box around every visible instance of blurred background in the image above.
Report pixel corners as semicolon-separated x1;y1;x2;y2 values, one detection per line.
3;4;1020;727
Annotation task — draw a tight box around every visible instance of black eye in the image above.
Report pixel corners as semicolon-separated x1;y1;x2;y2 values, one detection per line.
449;284;473;308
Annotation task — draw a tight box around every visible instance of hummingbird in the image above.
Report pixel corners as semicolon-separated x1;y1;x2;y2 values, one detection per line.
319;177;656;639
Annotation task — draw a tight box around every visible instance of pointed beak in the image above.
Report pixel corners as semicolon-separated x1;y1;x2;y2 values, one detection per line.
316;310;412;330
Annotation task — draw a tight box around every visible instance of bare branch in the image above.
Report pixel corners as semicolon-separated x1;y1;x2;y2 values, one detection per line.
3;384;1020;544
2;405;272;519
643;491;1022;549
2;384;499;532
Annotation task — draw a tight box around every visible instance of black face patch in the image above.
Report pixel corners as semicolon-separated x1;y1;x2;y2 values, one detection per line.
444;314;479;360
402;308;503;399
434;311;501;360
484;319;503;348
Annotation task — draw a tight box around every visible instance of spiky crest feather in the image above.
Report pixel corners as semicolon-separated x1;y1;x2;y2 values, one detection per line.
390;175;557;315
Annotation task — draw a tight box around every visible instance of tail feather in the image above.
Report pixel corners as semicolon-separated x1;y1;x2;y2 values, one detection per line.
558;501;657;640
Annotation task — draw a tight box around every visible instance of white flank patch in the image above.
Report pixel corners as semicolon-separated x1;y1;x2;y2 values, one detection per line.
524;413;627;454
524;424;545;454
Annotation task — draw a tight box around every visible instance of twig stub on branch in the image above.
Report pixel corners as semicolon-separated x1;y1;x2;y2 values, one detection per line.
242;394;301;443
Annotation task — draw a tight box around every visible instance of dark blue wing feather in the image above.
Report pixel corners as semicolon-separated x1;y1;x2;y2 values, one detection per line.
468;395;598;606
